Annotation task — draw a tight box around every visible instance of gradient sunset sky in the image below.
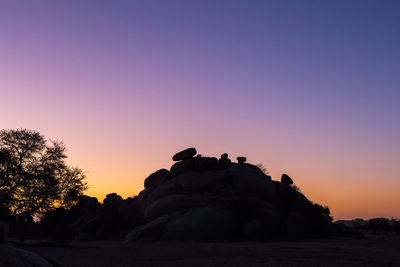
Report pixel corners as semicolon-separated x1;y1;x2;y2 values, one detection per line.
1;1;399;220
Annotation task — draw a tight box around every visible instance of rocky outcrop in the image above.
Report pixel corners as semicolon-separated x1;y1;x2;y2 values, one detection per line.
35;148;332;242
126;148;332;242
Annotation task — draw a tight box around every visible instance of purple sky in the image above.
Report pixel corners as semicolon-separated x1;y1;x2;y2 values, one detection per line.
1;1;399;219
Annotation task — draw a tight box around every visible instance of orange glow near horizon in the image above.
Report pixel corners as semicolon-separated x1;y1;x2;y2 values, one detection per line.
64;138;400;221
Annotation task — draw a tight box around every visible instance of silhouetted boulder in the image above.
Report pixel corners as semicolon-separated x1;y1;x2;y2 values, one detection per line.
126;213;173;242
0;244;53;267
161;207;239;241
237;156;247;164
170;157;220;177
103;193;123;205
229;165;279;203
75;195;100;213
35;193;144;241
136;189;152;213
246;196;283;238
281;173;293;185
144;169;170;189
146;179;183;206
172;147;197;161
170;159;195;177
177;171;218;193
144;194;217;221
218;153;232;169
194;157;218;171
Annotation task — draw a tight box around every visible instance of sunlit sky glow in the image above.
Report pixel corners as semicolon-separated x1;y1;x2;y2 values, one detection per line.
1;1;399;220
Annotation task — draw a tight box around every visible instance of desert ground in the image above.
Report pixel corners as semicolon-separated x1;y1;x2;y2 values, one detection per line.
23;235;400;267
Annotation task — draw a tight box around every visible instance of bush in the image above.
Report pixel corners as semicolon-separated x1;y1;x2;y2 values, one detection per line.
368;218;390;233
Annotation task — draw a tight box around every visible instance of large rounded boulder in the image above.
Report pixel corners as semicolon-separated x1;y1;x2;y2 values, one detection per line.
172;147;197;161
0;244;54;267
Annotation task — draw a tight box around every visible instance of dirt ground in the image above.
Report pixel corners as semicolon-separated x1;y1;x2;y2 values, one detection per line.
23;236;400;267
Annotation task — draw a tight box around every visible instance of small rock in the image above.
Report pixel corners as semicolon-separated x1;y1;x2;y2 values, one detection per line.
172;148;197;161
237;156;247;164
218;153;231;169
281;174;293;185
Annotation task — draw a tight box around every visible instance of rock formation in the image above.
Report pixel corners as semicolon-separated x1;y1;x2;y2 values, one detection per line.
33;148;332;242
126;148;332;242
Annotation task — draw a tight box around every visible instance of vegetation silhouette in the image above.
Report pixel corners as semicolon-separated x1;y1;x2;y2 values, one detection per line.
0;129;87;233
334;217;400;238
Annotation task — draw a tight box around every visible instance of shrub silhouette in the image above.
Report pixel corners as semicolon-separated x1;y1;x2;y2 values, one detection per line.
392;219;400;233
290;183;302;193
255;164;269;175
368;218;390;234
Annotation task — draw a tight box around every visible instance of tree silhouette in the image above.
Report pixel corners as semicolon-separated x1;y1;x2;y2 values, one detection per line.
0;129;87;220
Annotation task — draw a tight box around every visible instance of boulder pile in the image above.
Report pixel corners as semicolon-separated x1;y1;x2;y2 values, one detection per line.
127;148;332;242
36;193;143;241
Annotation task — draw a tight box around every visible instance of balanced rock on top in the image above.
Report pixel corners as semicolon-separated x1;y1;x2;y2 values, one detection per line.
172;147;197;161
281;173;293;185
237;156;247;164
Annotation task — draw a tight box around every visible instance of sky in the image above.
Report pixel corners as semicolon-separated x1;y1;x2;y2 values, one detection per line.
0;0;399;220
